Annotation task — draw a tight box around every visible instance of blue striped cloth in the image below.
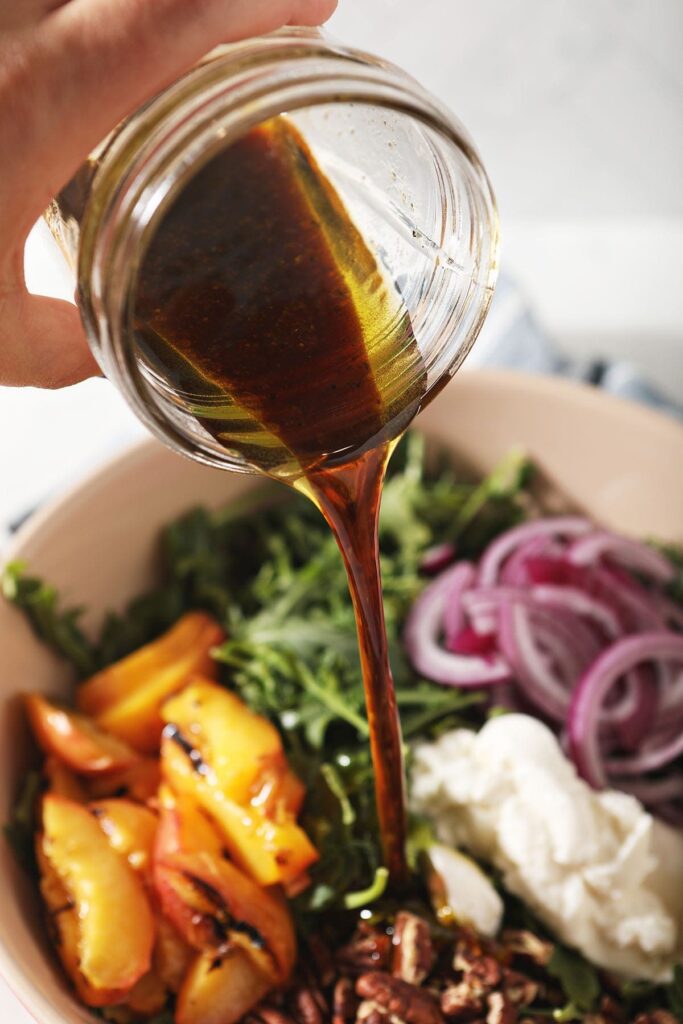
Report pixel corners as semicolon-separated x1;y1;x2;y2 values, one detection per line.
467;275;683;422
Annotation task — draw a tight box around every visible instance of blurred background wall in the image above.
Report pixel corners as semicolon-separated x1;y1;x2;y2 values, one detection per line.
329;0;683;395
3;0;682;530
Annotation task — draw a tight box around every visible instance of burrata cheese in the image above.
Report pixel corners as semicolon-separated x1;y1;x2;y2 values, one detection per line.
411;713;683;981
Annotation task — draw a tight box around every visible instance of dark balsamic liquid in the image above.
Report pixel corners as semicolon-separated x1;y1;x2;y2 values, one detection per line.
134;118;428;883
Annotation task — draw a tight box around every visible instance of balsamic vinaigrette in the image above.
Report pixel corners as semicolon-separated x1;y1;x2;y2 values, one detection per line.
134;117;435;884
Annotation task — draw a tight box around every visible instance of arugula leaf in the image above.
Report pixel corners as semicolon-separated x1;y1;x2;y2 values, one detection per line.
453;446;532;535
343;867;389;910
293;746;381;918
3;770;42;875
2;562;96;676
552;1001;584;1022
547;944;600;1014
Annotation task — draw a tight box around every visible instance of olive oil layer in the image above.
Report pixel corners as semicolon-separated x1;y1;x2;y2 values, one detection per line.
134;118;427;882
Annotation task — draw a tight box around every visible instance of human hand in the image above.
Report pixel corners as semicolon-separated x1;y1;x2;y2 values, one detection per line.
0;0;337;387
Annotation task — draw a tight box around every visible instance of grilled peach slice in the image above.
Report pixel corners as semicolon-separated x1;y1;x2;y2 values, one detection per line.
161;680;285;804
77;613;225;754
161;728;317;887
253;764;306;819
36;843;116;1007
40;794;155;1001
154;915;195;994
154;859;295;986
125;968;168;1017
176;947;272;1024
153;788;296;983
43;756;87;802
25;694;139;776
85;757;161;803
90;799;158;877
155;784;223;859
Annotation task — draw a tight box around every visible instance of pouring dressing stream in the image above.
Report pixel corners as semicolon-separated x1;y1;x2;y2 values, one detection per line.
133;119;424;881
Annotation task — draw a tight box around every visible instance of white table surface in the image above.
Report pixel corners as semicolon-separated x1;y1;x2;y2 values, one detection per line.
2;0;682;1019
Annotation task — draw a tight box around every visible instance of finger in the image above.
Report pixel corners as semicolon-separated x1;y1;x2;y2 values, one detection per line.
0;290;99;387
287;0;338;25
5;0;338;218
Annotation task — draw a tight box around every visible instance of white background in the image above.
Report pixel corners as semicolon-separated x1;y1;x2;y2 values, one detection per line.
1;0;682;1018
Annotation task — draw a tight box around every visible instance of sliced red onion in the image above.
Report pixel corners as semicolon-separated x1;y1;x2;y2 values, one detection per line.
656;595;683;631
654;803;683;826
527;582;659;746
569;633;683;788
652;671;683;739
568;531;675;584
606;724;683;776
463;587;601;667
595;567;667;632
530;583;622;639
405;514;683;819
447;628;497;657
529;607;590;683
404;562;511;687
523;557;658;636
442;564;472;642
500;538;561;586
458;589;501;634
611;774;683;805
497;601;571;722
467;609;498;636
600;666;658;752
525;555;588;588
420;542;457;575
657;666;683;714
477;517;592;587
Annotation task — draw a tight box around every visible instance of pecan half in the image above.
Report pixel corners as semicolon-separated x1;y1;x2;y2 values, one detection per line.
393;912;436;986
338;928;392;975
466;957;502;993
334;977;360;1024
501;969;538;1007
356;972;444;1024
307;935;336;988
500;932;553;968
486;992;517;1024
357;1003;389;1024
440;981;484;1020
453;933;488;971
450;951;502;1003
249;1008;297;1024
289;985;328;1024
591;995;626;1024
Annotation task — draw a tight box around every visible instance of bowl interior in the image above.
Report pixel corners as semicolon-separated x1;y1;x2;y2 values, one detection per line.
1;369;682;1023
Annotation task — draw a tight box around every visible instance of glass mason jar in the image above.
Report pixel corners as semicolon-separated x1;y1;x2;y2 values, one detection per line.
45;27;499;477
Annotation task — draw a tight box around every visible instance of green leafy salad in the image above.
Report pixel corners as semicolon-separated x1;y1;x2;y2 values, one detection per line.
4;435;528;902
3;433;682;1021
